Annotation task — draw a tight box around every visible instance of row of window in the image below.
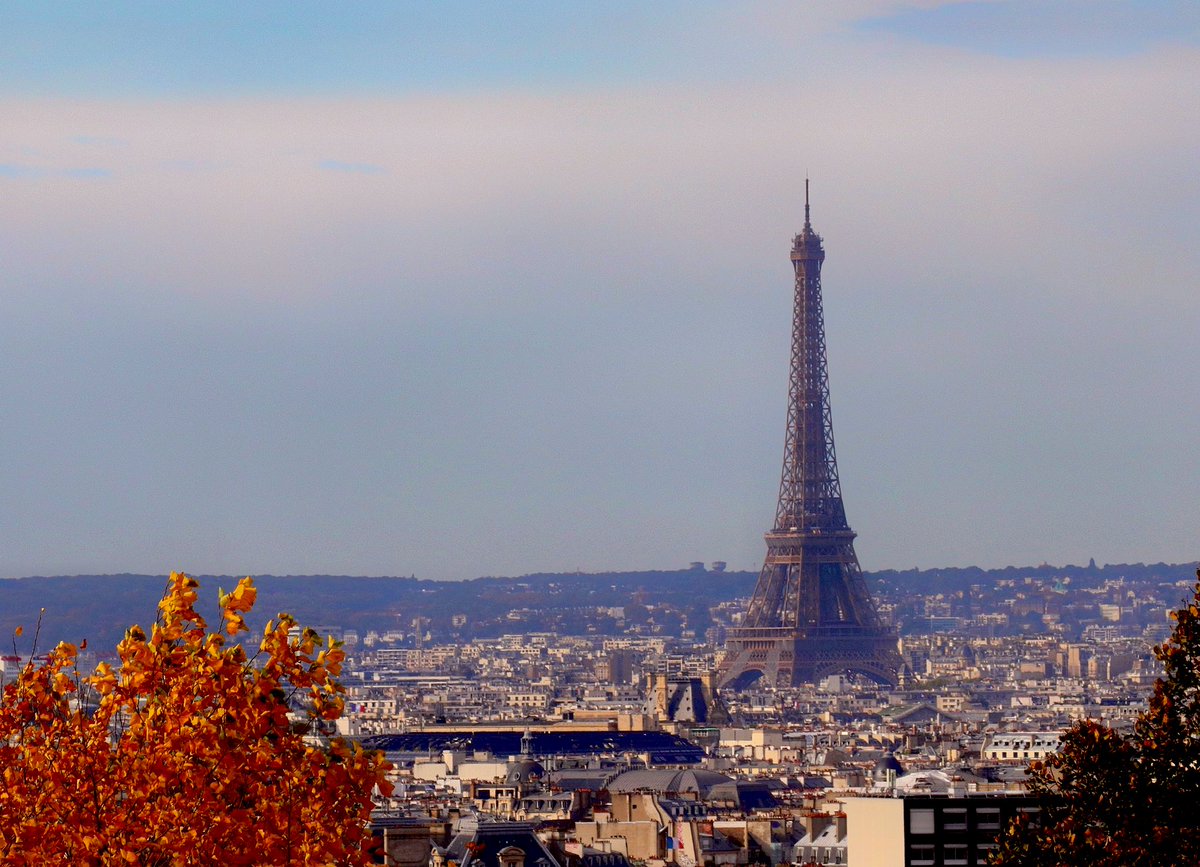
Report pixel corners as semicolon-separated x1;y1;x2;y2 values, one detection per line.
910;841;997;866
909;807;1001;834
795;846;845;865
988;750;1046;758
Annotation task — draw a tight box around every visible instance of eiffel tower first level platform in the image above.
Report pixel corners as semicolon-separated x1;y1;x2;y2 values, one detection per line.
719;530;902;689
718;184;901;690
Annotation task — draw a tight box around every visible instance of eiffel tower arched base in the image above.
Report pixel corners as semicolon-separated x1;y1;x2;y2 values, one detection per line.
718;626;901;690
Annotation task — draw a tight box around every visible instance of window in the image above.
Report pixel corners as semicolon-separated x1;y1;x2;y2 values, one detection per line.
498;847;526;867
976;842;998;864
977;807;1001;831
944;808;968;831
945;843;968;865
909;844;935;866
910;809;935;834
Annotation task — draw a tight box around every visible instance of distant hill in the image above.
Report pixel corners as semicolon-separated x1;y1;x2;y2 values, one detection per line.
871;560;1200;595
1;561;1196;655
0;568;760;654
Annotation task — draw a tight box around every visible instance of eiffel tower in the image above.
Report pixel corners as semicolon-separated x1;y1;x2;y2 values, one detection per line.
718;184;901;689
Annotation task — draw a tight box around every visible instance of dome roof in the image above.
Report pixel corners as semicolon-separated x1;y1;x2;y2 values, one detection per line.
506;759;546;785
872;752;905;780
607;768;732;796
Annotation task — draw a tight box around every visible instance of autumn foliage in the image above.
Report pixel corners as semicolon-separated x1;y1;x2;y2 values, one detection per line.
0;572;392;865
993;570;1200;866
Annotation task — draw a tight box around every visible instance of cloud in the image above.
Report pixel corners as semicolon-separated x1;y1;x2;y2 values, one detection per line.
63;167;113;179
0;162;112;180
317;159;385;175
1;42;1195;315
858;0;1200;58
0;30;1197;579
70;134;129;147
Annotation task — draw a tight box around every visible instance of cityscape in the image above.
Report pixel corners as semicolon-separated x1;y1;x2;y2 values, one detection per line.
3;201;1196;864
4;556;1195;865
2;3;1198;866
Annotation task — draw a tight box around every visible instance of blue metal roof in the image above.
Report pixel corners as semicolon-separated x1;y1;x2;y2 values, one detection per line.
361;730;703;765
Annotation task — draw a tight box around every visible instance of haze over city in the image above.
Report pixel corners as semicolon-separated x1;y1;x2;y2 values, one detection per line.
2;1;1197;581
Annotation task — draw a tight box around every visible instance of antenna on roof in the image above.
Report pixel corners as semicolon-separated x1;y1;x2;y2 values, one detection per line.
804;177;811;229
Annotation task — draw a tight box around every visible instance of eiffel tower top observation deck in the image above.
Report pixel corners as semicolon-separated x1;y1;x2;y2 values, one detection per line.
718;184;900;688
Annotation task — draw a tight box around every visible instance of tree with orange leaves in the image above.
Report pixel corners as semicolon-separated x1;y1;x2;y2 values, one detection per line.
0;572;392;865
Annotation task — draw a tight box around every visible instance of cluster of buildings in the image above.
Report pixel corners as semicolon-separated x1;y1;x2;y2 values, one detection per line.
359;713;1045;867
330;568;1187;866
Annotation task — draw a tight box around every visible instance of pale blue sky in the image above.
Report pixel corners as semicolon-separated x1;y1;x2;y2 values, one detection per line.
4;1;1195;97
1;2;1197;579
0;2;690;95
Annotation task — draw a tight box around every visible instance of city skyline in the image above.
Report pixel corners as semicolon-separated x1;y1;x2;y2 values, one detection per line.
2;2;1198;580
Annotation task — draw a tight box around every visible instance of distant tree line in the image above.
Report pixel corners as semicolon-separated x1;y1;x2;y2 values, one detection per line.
2;561;1195;651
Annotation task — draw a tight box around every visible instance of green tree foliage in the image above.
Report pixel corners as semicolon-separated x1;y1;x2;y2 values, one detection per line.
993;570;1200;866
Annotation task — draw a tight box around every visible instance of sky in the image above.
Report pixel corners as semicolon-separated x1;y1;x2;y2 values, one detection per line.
1;1;1198;581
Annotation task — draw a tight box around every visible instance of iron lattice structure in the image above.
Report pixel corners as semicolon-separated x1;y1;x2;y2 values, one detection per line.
718;187;901;689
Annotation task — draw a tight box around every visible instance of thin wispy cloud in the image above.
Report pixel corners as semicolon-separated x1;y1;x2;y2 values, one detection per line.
0;162;112;180
63;167;113;179
317;159;385;175
70;135;129;148
0;163;39;178
858;0;1200;58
